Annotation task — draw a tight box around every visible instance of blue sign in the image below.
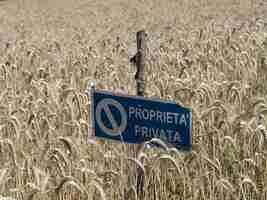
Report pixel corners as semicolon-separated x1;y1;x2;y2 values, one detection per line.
91;89;192;150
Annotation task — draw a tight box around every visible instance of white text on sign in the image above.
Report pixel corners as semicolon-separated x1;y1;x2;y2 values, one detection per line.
134;125;181;143
129;106;189;126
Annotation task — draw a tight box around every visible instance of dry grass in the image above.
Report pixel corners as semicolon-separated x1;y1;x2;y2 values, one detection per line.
0;0;267;199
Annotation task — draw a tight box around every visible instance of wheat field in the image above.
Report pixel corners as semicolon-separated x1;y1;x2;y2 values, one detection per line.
0;0;267;199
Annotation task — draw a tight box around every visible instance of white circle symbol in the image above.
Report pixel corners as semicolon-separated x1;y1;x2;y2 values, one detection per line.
95;98;127;136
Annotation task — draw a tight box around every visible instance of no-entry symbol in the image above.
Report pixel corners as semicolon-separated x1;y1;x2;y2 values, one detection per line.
95;98;127;136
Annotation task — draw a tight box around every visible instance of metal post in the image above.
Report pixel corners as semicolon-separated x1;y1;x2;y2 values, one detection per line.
130;30;147;199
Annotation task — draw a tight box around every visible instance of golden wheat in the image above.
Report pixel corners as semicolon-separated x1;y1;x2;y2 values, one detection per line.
0;0;266;199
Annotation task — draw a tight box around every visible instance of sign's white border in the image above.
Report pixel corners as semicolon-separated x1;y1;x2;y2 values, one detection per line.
89;88;193;149
91;89;192;110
